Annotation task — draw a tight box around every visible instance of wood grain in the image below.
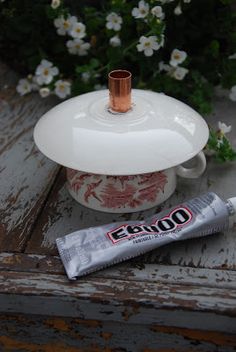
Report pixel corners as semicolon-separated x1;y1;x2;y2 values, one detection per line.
0;63;60;251
1;61;236;346
26;134;236;270
25;169;163;255
0;314;236;351
1;270;236;333
1;252;236;290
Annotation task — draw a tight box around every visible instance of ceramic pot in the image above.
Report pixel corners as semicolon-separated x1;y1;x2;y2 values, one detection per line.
34;70;209;213
66;151;206;213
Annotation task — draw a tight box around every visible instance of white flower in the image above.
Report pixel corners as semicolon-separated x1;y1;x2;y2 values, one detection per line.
106;12;123;31
109;35;121;47
51;0;60;9
218;121;232;134
16;78;32;96
151;6;164;19
81;72;91;83
31;76;39;91
35;59;59;85
183;0;191;3
69;22;86;39
171;66;189;80
229;53;236;59
39;87;51;98
66;38;90;56
217;139;223;148
174;3;182;15
132;1;149;19
229;86;236;101
160;34;165;47
54;15;77;36
170;49;187;67
55;80;71;99
137;36;160;56
26;75;39;91
159;61;171;72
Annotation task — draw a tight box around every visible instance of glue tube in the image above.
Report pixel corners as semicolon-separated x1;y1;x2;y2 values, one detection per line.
56;192;236;280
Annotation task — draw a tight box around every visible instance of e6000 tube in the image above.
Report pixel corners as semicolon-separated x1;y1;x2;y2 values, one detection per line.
56;192;236;280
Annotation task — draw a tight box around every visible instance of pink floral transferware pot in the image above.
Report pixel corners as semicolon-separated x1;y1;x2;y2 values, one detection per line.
34;70;209;213
66;150;206;213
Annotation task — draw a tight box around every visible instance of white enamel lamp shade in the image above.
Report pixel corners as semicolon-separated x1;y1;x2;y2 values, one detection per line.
33;89;209;175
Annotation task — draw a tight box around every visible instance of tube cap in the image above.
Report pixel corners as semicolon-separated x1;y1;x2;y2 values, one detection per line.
227;197;236;228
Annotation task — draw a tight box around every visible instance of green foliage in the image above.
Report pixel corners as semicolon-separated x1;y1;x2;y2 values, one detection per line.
207;129;236;162
0;0;235;162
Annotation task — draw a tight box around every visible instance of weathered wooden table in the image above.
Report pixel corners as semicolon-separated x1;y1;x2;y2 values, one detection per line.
1;62;236;351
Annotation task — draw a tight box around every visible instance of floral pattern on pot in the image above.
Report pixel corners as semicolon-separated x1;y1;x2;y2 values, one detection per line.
66;169;168;210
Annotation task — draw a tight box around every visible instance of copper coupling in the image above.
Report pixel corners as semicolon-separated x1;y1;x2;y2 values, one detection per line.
108;70;132;113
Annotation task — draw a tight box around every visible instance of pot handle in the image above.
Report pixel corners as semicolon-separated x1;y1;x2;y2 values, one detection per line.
176;151;206;179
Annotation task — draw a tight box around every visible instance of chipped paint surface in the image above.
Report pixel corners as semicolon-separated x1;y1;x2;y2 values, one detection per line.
26;170;161;254
25;109;236;269
1;62;236;350
1;314;236;351
0;63;59;252
2;253;236;292
1;270;236;331
151;325;236;347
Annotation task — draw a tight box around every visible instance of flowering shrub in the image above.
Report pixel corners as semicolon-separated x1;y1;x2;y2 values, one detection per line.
0;0;236;161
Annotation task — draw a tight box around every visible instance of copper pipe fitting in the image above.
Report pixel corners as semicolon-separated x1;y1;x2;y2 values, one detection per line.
108;70;132;113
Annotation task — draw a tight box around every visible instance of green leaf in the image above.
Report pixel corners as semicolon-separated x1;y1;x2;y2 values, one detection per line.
209;40;220;58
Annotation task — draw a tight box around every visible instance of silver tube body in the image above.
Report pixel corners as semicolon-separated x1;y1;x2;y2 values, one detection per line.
56;192;233;280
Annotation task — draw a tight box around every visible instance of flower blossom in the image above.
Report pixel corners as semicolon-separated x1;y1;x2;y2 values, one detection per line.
54;15;77;36
132;1;149;19
137;36;160;56
106;12;123;31
229;53;236;59
27;75;39;91
159;61;171;72
55;80;71;99
174;3;182;15
170;49;187;67
51;0;60;9
69;22;86;39
171;67;189;80
39;87;51;98
81;72;91;83
218;121;232;134
160;34;165;47
35;59;59;85
151;6;164;19
16;78;32;96
109;35;121;47
66;38;90;56
229;86;236;101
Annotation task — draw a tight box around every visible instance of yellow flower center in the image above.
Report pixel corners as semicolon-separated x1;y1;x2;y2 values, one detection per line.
59;85;65;91
174;53;181;60
145;42;151;47
76;44;81;49
63;21;69;29
44;69;49;76
141;9;146;14
76;28;81;33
